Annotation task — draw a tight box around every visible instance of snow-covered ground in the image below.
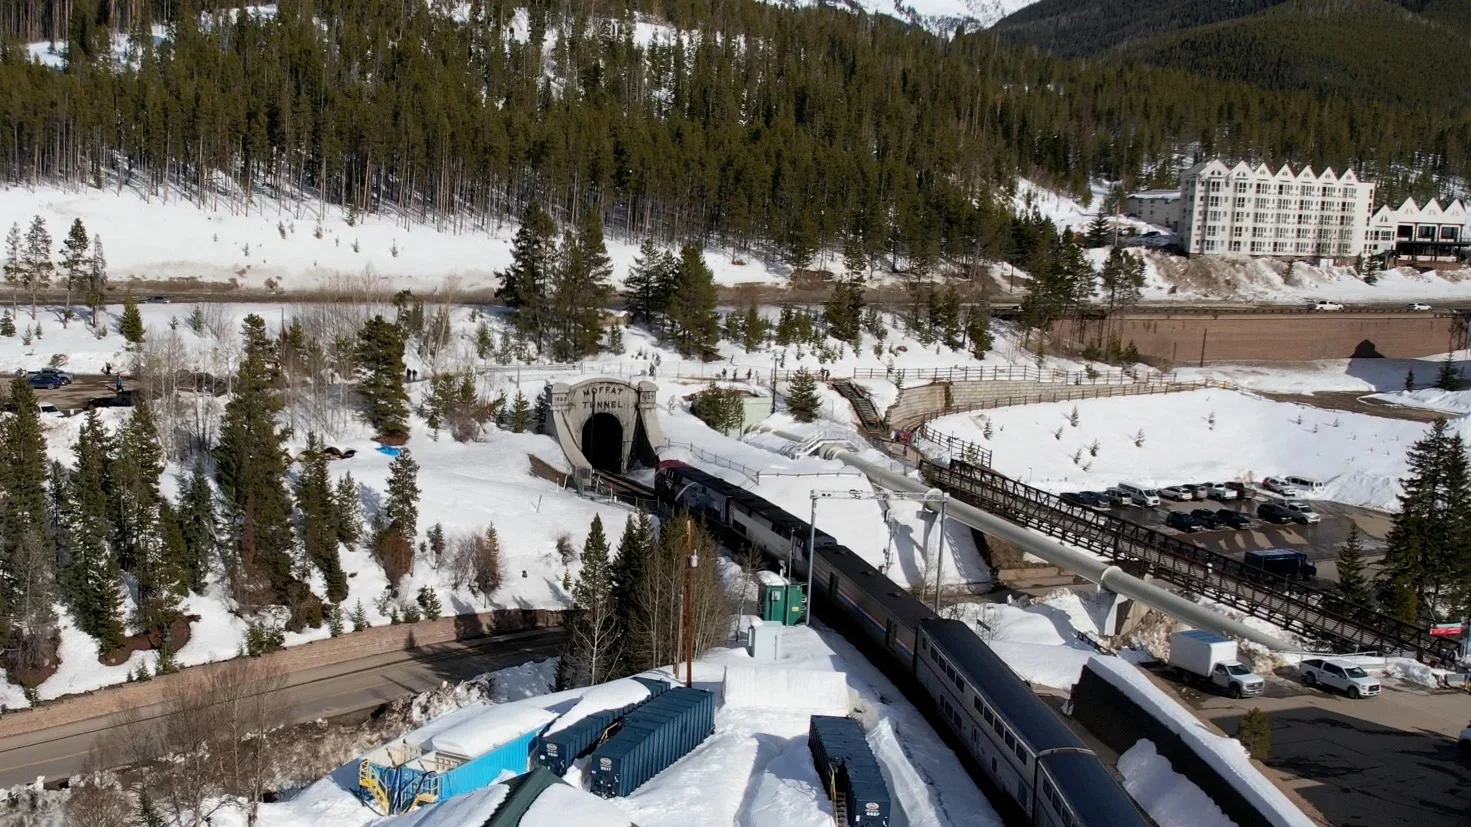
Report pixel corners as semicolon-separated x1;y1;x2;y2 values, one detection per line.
945;591;1107;689
241;622;998;827
926;388;1433;512
1364;387;1471;415
1119;740;1237;827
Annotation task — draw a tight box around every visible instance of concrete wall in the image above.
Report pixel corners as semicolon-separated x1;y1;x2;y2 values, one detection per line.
0;609;564;739
1055;311;1463;363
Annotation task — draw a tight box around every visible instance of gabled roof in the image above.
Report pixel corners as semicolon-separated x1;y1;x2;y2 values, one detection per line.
1229;161;1254;177
1319;168;1338;182
1371;205;1395;224
1274;165;1295;180
1340;169;1359;184
1295;166;1317;181
1254;163;1273;177
1445;200;1467;220
1397;197;1421;218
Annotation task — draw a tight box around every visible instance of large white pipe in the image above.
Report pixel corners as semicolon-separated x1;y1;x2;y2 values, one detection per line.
760;427;1295;651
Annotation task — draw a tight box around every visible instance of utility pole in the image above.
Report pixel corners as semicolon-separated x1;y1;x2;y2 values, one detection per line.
684;516;696;688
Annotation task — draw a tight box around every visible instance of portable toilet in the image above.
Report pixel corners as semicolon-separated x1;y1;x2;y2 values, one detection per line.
757;572;805;626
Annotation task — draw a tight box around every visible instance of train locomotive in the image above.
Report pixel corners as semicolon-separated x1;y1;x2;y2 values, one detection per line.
654;460;1148;827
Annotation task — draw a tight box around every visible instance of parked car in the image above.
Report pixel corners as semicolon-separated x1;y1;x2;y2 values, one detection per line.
1407;302;1432;311
1061;491;1104;510
1205;482;1239;501
1101;488;1132;507
1117;483;1161;507
1261;476;1302;496
33;367;74;385
26;374;64;390
1284;475;1326;495
1160;485;1194;502
1282;500;1321;524
1298;658;1380;698
1165;511;1203;532
1257;502;1298;524
1215;509;1253;530
1190;509;1224;529
1224;481;1258;500
1308;299;1344;311
36;403;63;417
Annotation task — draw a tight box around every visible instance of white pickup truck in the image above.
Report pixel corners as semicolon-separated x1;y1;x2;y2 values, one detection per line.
1299;657;1380;698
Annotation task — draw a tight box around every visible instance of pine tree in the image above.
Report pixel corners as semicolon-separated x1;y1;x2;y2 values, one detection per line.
119;290;144;345
87;235;107;329
742;305;768;352
0;310;13;337
355;316;410;437
1379;419;1469;616
0;377;58;673
176;462;217;594
416;585;443;619
1405;370;1416;392
384;449;420;544
111;404;182;638
297;433;346;602
333;472;363;550
496;203;559;353
667;244;719;357
21;216;52;321
823;277;865;345
550;213;612;360
1084;213;1111;248
1435;354;1462;391
560;515;621;688
786;368;821;423
62;411;126;651
1;224;20;312
1100;246;1146;317
510;391;530;433
214;314;297;600
612;511;653;617
350;600;369;631
1337;525;1372;607
965;306;993;359
1236;708;1271;761
58;219;89;326
625;238;668;326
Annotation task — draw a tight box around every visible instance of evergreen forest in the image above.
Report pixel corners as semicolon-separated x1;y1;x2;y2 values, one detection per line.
0;0;1467;274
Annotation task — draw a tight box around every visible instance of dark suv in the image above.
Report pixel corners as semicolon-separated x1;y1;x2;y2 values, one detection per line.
1257;502;1300;524
1215;509;1253;530
1165;511;1203;532
1190;509;1224;529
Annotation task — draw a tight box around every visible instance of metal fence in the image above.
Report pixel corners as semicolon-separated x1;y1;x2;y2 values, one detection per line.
852;364;1150;385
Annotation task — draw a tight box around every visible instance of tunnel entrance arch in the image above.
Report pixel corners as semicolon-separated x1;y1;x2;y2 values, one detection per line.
581;412;625;474
548;378;668;483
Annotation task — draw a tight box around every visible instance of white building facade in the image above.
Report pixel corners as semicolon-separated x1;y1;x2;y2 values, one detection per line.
1123;190;1184;233
1176;160;1375;259
1367;198;1467;263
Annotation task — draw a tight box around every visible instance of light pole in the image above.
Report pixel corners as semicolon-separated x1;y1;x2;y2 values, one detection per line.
809;488;950;622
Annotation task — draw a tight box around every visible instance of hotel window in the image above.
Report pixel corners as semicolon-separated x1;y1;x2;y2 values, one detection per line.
1300;185;1317;196
1257;183;1271;194
1229;240;1243;251
1235;197;1249;207
1233;212;1246;222
1209;180;1223;191
1232;226;1244;237
1208;211;1222;223
1207;224;1221;236
1205;240;1219;251
1235;182;1248;193
1208;196;1223;207
1251;241;1265;253
1254;212;1269;224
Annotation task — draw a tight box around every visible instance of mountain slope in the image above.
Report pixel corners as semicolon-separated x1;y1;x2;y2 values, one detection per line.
991;0;1471;107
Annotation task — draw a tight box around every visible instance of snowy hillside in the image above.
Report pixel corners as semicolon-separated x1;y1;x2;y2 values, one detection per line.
927;388;1434;512
761;0;1038;33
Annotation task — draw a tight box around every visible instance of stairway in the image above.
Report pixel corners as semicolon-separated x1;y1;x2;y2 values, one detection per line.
831;379;887;435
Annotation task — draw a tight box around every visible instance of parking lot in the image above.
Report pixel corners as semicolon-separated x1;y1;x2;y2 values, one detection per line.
1152;666;1471;827
1091;490;1391;583
25;374;128;411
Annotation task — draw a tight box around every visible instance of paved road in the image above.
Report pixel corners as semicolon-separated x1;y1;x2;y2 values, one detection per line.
1160;669;1471;827
0;627;564;788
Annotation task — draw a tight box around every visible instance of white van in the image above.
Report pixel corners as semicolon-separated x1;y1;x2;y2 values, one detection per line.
1117;482;1161;507
1284;475;1325;495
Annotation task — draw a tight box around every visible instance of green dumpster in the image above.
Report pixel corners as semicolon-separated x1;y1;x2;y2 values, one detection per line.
759;582;806;626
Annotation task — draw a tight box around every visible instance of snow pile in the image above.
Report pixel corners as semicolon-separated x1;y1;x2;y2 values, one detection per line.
544;677;657;735
945;590;1103;689
378;784;511;827
867;718;946;827
426;704;558;758
490;658;560;702
1382;657;1441;688
1118;740;1237;827
721;665;850;714
741;739;836;827
1365;387;1471;415
1085;657;1315;827
520;783;636;827
928;388;1431;511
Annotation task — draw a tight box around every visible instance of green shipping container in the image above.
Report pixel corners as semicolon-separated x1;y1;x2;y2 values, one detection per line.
759;583;806;626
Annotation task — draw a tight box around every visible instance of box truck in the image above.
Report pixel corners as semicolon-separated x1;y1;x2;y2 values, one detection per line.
1168;630;1265;698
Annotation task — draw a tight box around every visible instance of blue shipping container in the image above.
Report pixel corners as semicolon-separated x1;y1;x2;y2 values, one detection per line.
533;678;670;775
392;727;542;810
587;687;715;798
809;716;892;827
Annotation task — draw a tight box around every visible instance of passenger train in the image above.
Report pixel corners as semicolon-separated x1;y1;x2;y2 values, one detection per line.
654;460;1149;827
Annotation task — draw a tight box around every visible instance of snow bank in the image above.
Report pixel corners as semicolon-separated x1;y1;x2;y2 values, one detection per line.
1085;657;1315;827
520;782;636;827
544;677;655;735
740;739;835;827
944;591;1103;689
378;783;510;826
426;703;558;759
929;388;1431;512
1365;387;1471;415
722;665;850;714
1118;740;1237;827
868;718;945;827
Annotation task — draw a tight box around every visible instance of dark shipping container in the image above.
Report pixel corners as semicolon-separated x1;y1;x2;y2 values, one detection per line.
809;715;892;827
532;677;669;775
587;687;715;798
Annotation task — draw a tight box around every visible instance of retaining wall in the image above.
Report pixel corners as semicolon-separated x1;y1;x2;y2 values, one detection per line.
1054;312;1463;363
887;379;1198;429
0;608;564;739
